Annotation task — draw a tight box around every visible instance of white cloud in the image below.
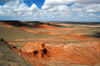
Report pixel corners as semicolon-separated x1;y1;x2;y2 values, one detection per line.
29;4;40;11
88;14;97;16
84;4;100;12
0;0;100;21
42;0;100;14
0;0;40;16
44;0;100;5
40;0;100;21
41;5;53;10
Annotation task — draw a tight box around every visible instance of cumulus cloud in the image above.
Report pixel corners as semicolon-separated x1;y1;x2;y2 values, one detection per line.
0;0;40;16
40;0;100;21
0;0;42;21
84;4;100;12
0;0;100;21
42;0;100;14
44;0;100;5
29;4;40;11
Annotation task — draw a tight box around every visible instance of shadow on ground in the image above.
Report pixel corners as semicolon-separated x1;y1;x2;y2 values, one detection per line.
0;21;65;28
82;32;100;38
26;21;65;27
61;22;100;25
1;20;27;27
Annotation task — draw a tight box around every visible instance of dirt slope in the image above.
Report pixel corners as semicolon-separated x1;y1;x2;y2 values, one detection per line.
0;21;56;29
12;42;100;66
0;39;32;66
0;21;100;66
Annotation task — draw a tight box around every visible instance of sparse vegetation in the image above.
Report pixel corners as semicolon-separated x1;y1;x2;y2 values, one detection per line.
0;21;100;66
47;55;50;57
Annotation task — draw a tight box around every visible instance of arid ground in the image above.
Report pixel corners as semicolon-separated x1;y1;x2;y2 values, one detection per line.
0;21;100;66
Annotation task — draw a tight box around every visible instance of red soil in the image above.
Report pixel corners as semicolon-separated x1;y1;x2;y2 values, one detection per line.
0;21;14;28
17;27;92;40
15;26;90;40
18;27;41;34
49;23;54;25
1;21;99;66
33;24;56;29
61;34;90;39
9;41;100;66
0;21;56;29
44;31;91;39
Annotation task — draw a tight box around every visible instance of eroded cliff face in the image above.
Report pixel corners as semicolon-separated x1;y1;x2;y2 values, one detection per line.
0;21;100;66
21;42;47;58
0;31;100;66
7;40;100;66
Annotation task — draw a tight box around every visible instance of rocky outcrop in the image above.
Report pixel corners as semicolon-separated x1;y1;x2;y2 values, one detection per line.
21;42;47;58
19;41;100;66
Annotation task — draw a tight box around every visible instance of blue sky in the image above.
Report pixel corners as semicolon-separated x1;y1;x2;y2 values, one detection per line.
24;0;45;9
0;0;100;22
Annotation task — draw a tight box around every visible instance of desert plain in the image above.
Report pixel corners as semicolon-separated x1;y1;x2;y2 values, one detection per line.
0;21;100;66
